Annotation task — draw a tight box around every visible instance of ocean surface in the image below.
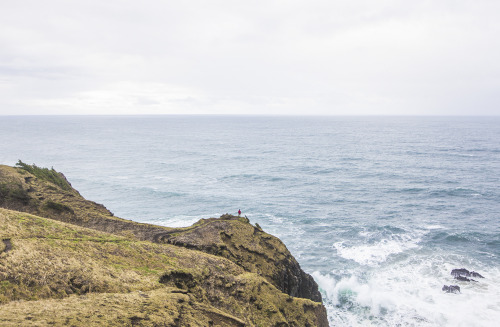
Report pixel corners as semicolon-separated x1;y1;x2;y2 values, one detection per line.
1;115;499;326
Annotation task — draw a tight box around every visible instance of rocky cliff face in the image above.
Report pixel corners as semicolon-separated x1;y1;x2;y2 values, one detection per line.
0;164;329;326
155;215;322;302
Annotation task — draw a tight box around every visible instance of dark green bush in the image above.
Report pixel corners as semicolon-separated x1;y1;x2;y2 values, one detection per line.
15;160;72;191
0;183;30;205
43;200;74;214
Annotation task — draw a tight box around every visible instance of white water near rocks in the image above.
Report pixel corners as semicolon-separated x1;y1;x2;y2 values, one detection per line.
1;115;499;326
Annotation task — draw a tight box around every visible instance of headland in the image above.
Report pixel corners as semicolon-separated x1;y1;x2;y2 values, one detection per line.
0;163;328;326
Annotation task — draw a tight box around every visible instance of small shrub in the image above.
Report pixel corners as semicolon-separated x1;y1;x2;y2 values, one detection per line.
43;200;74;214
0;183;30;205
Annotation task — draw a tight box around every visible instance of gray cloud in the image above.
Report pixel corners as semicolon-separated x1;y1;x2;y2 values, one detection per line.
1;0;499;115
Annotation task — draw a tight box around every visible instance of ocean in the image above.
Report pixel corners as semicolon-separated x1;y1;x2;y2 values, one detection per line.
1;115;499;326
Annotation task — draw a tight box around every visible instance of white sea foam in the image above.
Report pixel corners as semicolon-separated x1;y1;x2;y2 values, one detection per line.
164;216;202;228
143;214;217;228
265;213;284;224
3;116;499;326
112;175;130;180
424;224;445;230
313;259;500;326
334;234;421;266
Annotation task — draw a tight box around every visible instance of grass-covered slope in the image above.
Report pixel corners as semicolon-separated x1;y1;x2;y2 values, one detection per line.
0;163;329;326
0;164;173;240
0;208;328;326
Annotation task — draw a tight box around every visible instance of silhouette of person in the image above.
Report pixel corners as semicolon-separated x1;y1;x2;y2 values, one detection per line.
238;209;241;216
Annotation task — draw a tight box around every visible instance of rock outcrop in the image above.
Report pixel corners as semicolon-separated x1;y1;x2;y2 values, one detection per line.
442;268;486;294
451;268;484;280
0;163;329;326
442;285;460;294
154;214;322;302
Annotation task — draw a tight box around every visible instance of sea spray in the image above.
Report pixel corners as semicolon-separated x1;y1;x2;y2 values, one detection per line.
313;256;500;326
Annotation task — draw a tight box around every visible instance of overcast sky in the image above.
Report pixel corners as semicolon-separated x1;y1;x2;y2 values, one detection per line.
1;0;499;115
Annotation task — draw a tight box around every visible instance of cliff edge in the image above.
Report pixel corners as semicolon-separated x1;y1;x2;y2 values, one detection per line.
0;163;328;326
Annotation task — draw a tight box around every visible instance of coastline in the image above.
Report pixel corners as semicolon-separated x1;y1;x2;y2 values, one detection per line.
0;163;329;326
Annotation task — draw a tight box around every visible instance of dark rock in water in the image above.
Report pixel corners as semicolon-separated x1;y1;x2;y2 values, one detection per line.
455;276;476;282
470;271;484;278
451;268;470;277
451;268;483;281
442;285;461;293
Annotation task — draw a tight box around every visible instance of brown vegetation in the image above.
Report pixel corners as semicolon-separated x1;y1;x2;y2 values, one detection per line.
0;164;329;326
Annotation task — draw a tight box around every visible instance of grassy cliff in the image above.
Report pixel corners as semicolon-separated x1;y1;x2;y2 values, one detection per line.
0;164;328;326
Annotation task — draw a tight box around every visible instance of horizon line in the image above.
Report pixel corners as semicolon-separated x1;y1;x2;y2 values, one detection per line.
1;113;499;117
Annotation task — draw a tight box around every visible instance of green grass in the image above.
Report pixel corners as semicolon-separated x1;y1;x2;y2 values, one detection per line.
15;160;72;191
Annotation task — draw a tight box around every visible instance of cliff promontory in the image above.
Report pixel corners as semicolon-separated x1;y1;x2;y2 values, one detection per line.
0;163;328;326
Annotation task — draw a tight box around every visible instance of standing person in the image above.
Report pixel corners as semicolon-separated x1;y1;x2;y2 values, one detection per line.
238;209;241;216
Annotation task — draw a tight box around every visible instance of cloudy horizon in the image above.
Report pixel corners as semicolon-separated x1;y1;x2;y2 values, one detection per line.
1;1;499;116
